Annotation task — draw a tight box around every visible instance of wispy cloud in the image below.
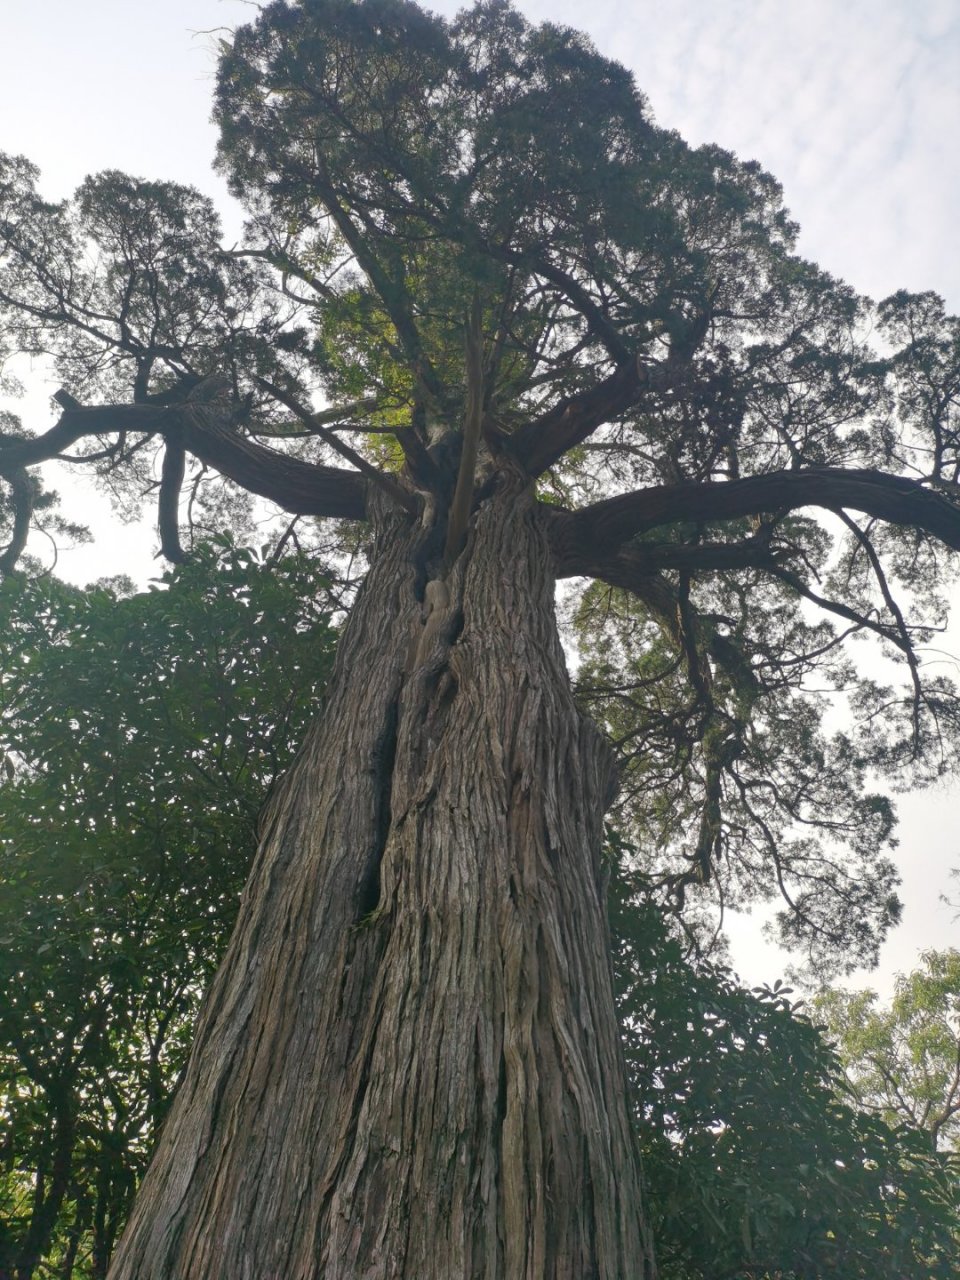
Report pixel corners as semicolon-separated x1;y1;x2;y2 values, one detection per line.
504;0;960;308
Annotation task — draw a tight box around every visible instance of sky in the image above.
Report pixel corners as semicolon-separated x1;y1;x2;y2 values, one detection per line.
2;0;959;992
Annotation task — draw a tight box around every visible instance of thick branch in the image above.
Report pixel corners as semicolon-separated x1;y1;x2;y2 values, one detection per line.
0;398;369;522
253;378;417;515
0;399;168;470
158;440;188;564
556;468;960;558
550;525;783;581
768;563;908;651
0;466;34;575
509;359;649;478
395;425;443;491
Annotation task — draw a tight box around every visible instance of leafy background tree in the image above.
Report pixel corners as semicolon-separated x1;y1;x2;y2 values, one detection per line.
611;854;960;1279
815;948;960;1155
0;545;337;1277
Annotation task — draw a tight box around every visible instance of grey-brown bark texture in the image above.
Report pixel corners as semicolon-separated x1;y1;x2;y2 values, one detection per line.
108;481;655;1279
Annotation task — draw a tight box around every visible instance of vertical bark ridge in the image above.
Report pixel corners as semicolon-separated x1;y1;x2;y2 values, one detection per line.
109;485;654;1280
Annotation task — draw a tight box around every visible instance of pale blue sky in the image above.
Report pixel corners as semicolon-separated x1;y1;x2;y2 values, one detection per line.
3;0;958;989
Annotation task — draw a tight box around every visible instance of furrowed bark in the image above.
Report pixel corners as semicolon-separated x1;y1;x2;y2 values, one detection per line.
108;483;654;1280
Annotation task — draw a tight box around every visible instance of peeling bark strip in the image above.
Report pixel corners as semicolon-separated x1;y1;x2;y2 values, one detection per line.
108;487;654;1280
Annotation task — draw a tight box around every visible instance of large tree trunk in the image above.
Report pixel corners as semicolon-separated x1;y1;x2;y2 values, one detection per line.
108;482;655;1279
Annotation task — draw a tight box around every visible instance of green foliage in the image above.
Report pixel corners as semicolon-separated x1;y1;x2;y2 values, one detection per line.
574;564;903;975
0;544;337;1277
815;949;960;1154
214;0;796;422
610;842;960;1278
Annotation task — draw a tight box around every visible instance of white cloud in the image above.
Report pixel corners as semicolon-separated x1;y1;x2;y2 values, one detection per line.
504;0;960;307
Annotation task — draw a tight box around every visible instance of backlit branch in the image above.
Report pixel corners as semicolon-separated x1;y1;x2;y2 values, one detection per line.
158;439;188;564
510;358;650;478
0;465;33;575
0;395;370;523
556;468;960;557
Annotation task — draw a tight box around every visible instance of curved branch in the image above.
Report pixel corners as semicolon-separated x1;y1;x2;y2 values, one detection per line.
556;468;960;558
182;406;369;520
0;396;168;469
0;396;369;522
309;165;445;411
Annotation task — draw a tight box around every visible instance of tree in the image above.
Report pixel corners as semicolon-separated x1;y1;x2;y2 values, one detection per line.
2;0;960;1274
0;547;337;1278
816;948;960;1154
610;858;960;1278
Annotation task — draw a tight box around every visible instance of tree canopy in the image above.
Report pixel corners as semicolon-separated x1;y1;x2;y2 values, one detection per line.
2;0;958;974
816;948;960;1154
